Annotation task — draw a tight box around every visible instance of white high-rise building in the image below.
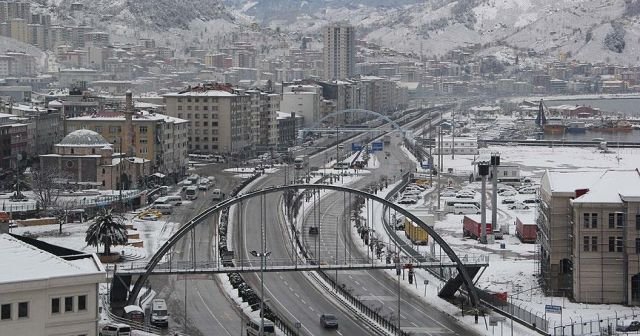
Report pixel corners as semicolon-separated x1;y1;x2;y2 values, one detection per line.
323;23;355;81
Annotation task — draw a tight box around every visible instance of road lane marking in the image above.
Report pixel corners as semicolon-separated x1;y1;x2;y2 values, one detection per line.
195;287;233;336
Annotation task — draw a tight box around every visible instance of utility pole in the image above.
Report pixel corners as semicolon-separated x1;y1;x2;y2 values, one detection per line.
436;126;442;210
479;162;490;244
451;107;455;160
491;153;500;232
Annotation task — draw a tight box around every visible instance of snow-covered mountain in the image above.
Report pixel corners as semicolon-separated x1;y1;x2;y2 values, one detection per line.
227;0;640;65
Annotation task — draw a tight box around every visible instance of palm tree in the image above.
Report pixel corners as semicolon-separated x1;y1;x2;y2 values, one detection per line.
85;208;128;255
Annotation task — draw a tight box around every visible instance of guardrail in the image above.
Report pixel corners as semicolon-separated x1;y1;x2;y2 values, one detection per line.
100;294;163;335
552;311;640;336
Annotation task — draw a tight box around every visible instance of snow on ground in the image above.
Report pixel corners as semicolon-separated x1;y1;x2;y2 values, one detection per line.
393;144;640;331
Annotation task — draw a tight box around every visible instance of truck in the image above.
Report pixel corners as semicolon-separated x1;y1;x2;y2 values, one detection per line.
293;155;309;170
463;215;493;240
383;134;391;144
404;218;428;245
515;216;537;243
402;210;434;245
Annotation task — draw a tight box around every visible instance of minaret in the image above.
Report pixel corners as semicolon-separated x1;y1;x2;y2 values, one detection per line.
124;90;134;157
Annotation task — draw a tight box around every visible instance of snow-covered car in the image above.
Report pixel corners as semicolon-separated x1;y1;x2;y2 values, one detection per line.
501;198;516;204
441;191;457;198
455;192;474;199
140;215;158;221
522;198;540;204
508;202;530;210
518;187;538;194
499;190;518;197
397;198;417;204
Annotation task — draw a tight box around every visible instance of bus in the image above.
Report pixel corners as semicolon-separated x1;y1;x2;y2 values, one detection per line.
335;161;350;170
185;186;198;200
294;155;308;170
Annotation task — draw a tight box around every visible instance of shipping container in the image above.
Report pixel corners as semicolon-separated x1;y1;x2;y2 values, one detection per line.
463;215;493;240
515;216;537;243
404;218;428;245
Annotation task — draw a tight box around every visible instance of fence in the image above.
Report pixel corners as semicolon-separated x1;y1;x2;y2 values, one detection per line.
552;311;640;336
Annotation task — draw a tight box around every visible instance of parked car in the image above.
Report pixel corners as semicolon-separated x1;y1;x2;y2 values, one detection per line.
501;198;516;204
441;191;457;198
518;187;538;194
397;197;417;204
140;215;158;221
508;202;530;210
99;323;131;336
616;320;640;332
522;198;540;204
455;192;474;199
320;314;339;329
499;190;518;197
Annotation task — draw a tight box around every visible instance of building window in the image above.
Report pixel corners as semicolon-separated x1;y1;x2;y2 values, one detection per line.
636;238;640;254
609;236;616;252
51;298;60;314
177;105;183;110
583;236;589;252
203;106;208;110
592;236;598;251
195;114;200;119
78;295;87;311
617;236;624;252
609;213;615;229
64;296;73;312
187;106;192;110
17;302;28;318
139;126;148;134
583;213;590;228
591;213;598;228
617;213;625;228
1;303;10;320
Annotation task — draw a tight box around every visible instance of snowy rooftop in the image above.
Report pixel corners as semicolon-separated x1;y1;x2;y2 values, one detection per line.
573;170;640;204
0;234;104;284
163;90;235;97
545;170;604;194
68;112;187;124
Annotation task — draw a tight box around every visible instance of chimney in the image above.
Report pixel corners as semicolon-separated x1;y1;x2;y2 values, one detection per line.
125;90;133;114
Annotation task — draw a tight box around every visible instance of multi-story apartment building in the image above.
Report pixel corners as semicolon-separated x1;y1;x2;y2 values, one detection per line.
280;85;321;128
247;90;279;151
0;234;105;336
539;169;640;304
323;23;355;80
164;83;277;157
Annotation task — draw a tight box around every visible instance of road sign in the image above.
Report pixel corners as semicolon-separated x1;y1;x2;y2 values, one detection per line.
371;141;383;152
420;161;431;169
351;143;363;151
545;304;562;314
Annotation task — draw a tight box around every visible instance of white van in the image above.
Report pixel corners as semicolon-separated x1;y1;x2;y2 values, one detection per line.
99;323;131;336
150;299;169;328
211;189;223;201
153;204;173;215
166;195;182;206
153;196;170;205
454;204;481;215
246;317;275;336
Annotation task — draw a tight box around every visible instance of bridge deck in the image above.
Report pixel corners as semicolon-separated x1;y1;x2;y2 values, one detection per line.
114;261;489;276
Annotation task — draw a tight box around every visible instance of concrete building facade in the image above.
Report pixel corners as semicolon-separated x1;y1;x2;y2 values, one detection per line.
323;23;355;80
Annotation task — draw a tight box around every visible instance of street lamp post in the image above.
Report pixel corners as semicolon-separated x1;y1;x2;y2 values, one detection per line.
251;250;272;336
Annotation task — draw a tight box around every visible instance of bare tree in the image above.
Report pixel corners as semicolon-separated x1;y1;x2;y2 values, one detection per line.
54;199;76;235
30;168;64;214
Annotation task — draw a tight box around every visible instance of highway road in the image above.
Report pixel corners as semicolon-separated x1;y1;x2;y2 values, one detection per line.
226;108;480;336
299;134;480;336
155;168;245;336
